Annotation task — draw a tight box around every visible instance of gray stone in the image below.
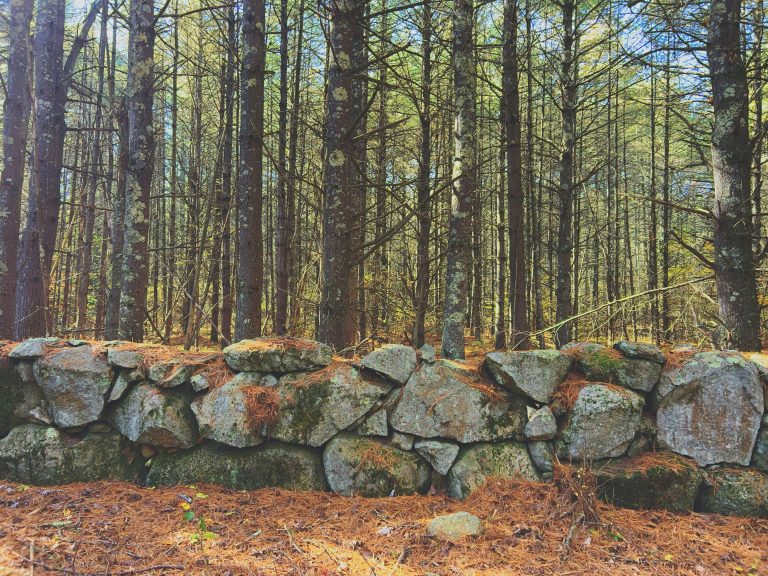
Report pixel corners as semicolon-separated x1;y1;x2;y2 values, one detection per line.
391;432;414;451
594;453;702;513
419;344;436;363
110;384;198;449
557;384;644;461
108;370;135;403
524;406;557;441
268;363;391;447
191;377;268;448
8;338;60;360
224;337;333;373
696;468;768;518
484;350;571;404
0;363;45;436
148;360;195;388
359;344;417;385
613;341;666;365
107;348;143;369
355;409;388;437
390;360;526;443
190;372;210;392
567;342;662;393
323;434;431;497
414;439;460;475
33;345;113;428
147;441;326;491
426;512;483;541
654;352;764;466
751;415;768;472
260;374;278;387
15;361;35;383
528;442;553;475
447;442;541;499
0;423;143;484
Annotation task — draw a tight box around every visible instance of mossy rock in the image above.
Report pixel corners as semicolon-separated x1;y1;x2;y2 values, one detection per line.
594;452;702;512
224;337;332;373
0;423;143;485
147;441;327;491
566;342;661;393
446;442;541;499
696;468;768;518
323;434;431;497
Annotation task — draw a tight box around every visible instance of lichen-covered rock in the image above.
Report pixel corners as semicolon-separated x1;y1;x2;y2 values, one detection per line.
0;424;143;484
525;406;557;441
484;350;571;404
110;384;198;449
566;342;661;393
419;344;436;363
557;384;644;461
359;344;417;385
8;338;60;360
148;359;195;388
268;363;391;447
0;363;45;436
147;441;326;491
33;345;113;428
390;360;526;443
654;352;764;466
426;512;483;541
191;376;269;448
446;442;540;499
224;337;332;373
753;416;768;472
107;348;143;369
414;439;460;475
613;341;666;365
323;434;431;497
696;468;768;518
528;442;554;476
594;453;702;512
355;409;388;437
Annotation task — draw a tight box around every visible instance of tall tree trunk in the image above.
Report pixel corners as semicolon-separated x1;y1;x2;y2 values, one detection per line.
275;0;291;335
707;0;761;350
442;0;476;359
118;0;155;341
413;0;432;348
235;0;266;341
0;0;33;338
503;0;530;349
318;0;366;350
554;0;577;348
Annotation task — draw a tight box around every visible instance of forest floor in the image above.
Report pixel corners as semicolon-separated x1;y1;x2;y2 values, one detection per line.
0;474;765;576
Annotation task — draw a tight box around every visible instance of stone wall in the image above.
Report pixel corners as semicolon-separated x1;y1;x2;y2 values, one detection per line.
1;337;767;518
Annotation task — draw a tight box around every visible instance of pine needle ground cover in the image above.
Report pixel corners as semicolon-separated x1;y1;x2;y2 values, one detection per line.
0;476;765;576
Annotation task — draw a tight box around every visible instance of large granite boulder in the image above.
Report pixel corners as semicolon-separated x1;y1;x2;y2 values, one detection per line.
0;423;143;484
33;345;114;428
565;342;662;393
359;344;417;385
323;434;431;497
446;442;541;499
268;363;391;447
191;374;273;448
557;384;644;461
110;384;198;449
484;350;571;404
594;453;702;512
147;441;326;491
224;337;332;373
0;362;45;435
654;353;764;466
390;360;527;443
696;468;768;518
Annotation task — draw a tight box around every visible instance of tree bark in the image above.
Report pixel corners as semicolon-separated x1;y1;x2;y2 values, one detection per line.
0;0;33;338
707;0;761;350
118;0;155;341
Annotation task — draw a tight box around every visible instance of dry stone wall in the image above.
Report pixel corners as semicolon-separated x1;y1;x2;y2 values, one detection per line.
1;338;767;518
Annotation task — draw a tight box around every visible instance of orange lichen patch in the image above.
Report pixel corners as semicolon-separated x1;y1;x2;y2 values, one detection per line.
600;452;697;476
356;443;399;472
1;477;765;576
240;385;280;430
